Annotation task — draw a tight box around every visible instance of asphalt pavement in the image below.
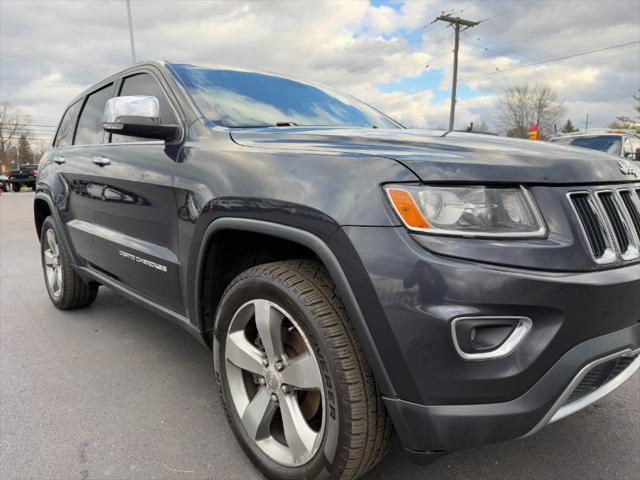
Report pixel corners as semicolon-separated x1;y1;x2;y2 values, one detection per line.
1;191;639;480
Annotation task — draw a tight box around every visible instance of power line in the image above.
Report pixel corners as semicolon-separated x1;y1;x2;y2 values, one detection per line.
371;39;640;106
325;17;439;81
457;39;639;83
460;30;512;88
327;0;547;91
477;0;539;23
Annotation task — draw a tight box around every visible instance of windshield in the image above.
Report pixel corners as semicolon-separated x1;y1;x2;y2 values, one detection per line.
169;64;401;129
567;135;622;156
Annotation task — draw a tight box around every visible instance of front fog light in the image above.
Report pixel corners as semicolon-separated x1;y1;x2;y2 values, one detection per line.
451;316;533;361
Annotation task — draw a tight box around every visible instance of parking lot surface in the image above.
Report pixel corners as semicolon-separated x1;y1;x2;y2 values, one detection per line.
1;191;639;480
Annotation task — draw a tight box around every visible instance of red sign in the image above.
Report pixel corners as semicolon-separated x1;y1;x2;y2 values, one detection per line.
528;125;540;141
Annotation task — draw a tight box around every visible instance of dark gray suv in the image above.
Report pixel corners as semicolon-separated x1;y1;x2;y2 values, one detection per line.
34;61;640;480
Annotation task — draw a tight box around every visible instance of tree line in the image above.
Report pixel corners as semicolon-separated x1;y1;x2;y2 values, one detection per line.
0;102;47;171
495;84;639;139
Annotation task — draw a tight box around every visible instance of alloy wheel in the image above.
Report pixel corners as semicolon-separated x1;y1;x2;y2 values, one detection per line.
224;299;325;467
43;228;63;299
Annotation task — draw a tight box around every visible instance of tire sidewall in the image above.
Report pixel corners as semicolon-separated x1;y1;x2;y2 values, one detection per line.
214;275;343;480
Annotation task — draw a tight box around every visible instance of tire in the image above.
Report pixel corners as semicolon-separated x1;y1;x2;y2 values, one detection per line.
31;184;36;191
12;183;20;192
40;216;99;309
214;260;393;480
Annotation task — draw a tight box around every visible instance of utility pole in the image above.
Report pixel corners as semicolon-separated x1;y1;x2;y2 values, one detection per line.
126;0;137;64
437;15;479;132
584;113;590;132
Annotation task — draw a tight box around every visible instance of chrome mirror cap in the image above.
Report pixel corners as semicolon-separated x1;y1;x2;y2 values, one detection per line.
103;95;160;127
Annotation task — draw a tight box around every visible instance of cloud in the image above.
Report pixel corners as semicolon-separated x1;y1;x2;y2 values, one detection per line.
0;0;638;140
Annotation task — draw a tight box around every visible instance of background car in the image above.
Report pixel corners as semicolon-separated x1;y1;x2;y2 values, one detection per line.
7;163;38;192
0;173;9;192
549;130;640;160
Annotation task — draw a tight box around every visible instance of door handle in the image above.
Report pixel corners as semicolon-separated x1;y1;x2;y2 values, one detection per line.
92;156;111;167
53;156;66;165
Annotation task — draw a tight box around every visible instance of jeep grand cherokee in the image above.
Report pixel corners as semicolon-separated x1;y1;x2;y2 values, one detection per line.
34;61;640;480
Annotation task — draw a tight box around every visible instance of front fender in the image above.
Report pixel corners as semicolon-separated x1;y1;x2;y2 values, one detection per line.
194;217;403;397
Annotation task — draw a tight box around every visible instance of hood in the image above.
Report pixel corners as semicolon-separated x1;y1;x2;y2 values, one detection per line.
230;127;640;185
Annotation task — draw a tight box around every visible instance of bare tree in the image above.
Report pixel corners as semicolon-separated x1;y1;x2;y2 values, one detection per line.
497;83;564;139
609;90;640;133
0;102;28;167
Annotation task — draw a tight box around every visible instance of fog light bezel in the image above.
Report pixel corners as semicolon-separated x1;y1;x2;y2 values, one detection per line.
451;316;533;361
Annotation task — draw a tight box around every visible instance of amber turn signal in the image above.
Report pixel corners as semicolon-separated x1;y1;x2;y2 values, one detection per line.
386;188;430;229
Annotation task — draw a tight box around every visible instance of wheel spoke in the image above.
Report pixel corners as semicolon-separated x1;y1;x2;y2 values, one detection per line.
51;268;59;293
44;250;55;267
225;331;265;375
253;300;284;363
55;267;63;293
281;352;322;391
46;265;56;288
46;229;59;256
278;392;317;462
241;387;277;441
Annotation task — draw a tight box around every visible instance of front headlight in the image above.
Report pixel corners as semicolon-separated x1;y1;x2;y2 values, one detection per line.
385;185;547;238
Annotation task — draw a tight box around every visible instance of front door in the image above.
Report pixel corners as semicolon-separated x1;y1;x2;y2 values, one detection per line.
89;71;184;313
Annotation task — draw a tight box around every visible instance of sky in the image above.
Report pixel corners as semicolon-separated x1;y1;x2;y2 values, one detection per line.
1;0;639;146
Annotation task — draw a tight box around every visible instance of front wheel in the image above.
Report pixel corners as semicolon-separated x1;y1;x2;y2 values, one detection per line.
40;216;99;309
214;260;392;480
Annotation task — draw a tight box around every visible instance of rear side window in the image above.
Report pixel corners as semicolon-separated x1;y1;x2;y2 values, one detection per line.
111;73;177;143
55;100;82;148
75;84;114;145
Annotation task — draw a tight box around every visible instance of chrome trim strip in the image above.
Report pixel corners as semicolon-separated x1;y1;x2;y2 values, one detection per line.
550;353;640;422
618;187;640;245
566;191;617;265
595;189;639;261
450;316;533;361
526;348;640;436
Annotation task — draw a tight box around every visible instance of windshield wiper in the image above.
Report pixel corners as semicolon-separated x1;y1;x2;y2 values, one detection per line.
275;121;299;127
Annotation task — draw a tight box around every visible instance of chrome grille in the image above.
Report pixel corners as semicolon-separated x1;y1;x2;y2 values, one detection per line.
568;184;640;265
621;191;640;237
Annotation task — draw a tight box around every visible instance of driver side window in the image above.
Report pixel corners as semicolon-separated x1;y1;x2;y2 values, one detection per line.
111;73;177;143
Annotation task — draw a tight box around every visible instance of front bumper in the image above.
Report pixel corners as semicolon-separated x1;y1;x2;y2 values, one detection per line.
384;326;639;454
341;226;640;453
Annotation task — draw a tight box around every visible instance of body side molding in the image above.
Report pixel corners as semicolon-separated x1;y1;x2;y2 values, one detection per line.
76;266;208;347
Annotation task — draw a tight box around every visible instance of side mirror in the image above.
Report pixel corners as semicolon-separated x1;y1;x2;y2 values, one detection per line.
103;96;178;140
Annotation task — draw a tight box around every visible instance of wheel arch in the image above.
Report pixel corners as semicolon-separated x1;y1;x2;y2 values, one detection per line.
33;193;82;267
34;196;52;239
195;217;396;396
